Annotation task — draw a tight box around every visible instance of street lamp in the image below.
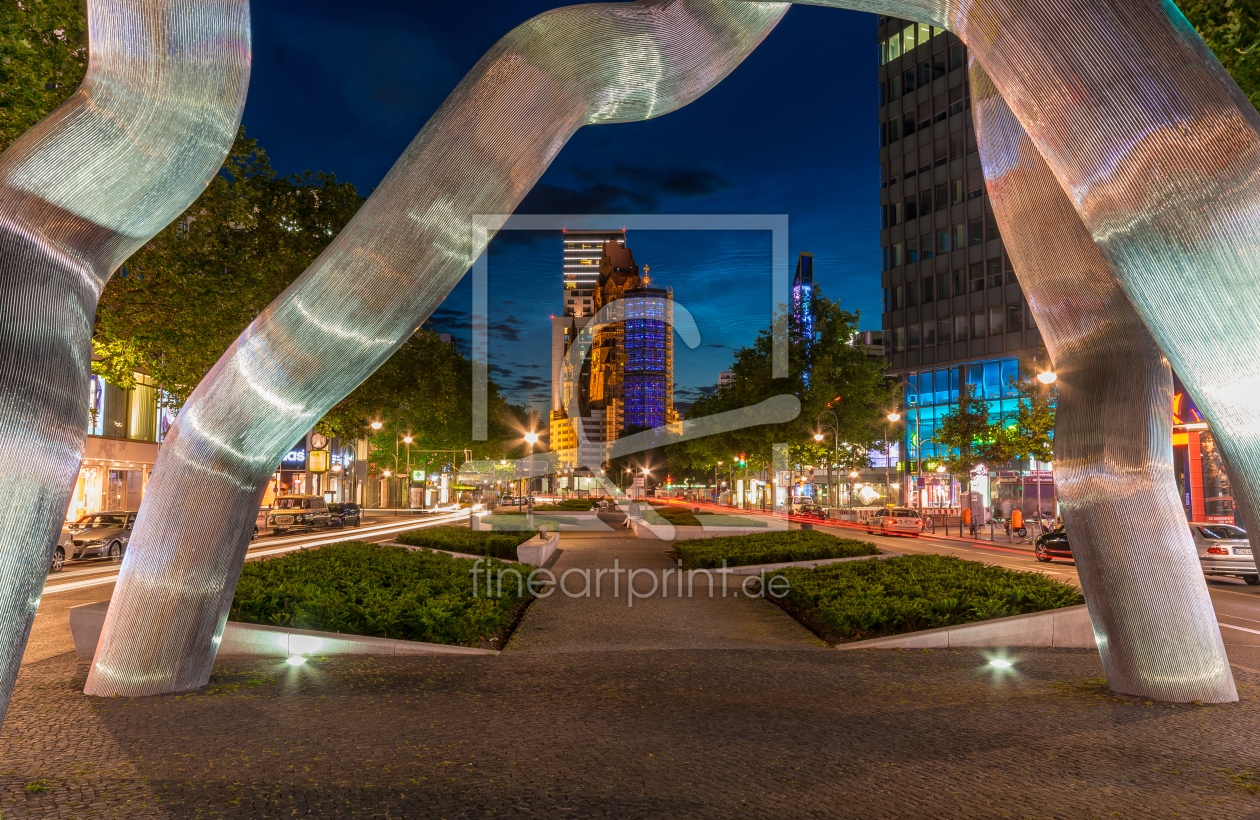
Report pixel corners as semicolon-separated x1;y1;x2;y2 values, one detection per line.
816;411;840;513
523;431;539;524
885;411;901;507
1037;369;1058;385
370;420;383;430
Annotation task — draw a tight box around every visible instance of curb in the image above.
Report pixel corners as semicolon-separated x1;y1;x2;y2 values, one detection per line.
835;604;1095;650
69;601;498;661
710;552;901;575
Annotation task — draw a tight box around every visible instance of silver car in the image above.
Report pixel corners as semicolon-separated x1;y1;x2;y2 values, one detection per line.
52;511;136;571
1191;522;1258;585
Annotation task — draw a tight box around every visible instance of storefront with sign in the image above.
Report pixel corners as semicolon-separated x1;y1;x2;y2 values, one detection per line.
68;372;168;521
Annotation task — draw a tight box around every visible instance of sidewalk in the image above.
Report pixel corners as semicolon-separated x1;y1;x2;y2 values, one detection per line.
508;532;825;653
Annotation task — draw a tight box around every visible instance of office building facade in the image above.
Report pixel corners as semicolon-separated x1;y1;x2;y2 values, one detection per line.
877;17;1049;516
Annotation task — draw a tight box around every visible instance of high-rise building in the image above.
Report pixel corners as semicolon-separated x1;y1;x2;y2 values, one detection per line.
877;17;1048;516
718;371;735;389
562;229;625;318
792;252;814;342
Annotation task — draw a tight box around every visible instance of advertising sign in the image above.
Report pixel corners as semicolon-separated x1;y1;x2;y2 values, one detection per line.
412;470;424;482
308;450;330;473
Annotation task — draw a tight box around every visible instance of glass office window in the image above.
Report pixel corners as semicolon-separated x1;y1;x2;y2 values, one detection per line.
935;370;949;404
983;360;1000;397
1007;302;1024;332
1001;358;1019;396
954;313;968;341
971;310;986;340
938;318;952;344
988;305;1004;336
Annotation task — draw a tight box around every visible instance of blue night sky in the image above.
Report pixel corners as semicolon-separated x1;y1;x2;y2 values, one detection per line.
241;1;881;414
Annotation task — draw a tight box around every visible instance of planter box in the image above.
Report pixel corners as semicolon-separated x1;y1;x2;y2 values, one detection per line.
713;552;900;575
69;600;498;661
516;531;559;566
630;517;786;541
834;604;1095;650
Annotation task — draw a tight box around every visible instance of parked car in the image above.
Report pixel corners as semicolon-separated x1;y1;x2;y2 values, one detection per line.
1191;522;1258;585
867;508;924;535
1034;526;1073;562
328;502;362;528
52;511;137;570
268;495;331;533
797;503;827;520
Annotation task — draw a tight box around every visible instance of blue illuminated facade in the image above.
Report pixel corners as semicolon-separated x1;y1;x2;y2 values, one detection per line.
622;286;673;431
792;252;814;343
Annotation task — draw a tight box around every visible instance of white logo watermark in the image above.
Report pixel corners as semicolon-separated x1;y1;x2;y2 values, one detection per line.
470;558;790;606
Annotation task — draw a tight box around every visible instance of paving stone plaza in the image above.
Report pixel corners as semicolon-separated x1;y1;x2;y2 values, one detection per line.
3;535;1259;819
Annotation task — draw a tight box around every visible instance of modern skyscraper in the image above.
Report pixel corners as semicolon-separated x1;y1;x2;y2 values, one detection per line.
562;229;625;318
792;252;814;342
877;17;1047;515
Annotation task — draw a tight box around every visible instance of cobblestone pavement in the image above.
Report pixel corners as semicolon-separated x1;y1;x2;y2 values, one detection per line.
509;534;825;653
4;531;1260;819
4;649;1260;818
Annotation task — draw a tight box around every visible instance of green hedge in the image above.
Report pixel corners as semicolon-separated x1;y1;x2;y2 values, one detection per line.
675;529;878;569
393;526;529;560
229;541;526;647
642;505;767;529
772;553;1084;641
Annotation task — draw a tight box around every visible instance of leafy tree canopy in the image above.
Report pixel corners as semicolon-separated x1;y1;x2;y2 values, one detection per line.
667;291;891;476
0;0;86;152
317;328;530;467
1176;0;1260;108
92;132;363;401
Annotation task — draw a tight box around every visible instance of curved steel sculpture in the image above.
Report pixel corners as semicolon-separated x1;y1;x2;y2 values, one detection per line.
85;0;789;697
88;0;1256;703
0;0;250;721
970;65;1236;703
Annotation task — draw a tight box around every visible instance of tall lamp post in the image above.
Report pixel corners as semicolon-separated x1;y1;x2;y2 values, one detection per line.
890;381;921;509
524;430;538;526
1033;367;1057;528
885;412;901;506
815;410;840;513
714;461;722;504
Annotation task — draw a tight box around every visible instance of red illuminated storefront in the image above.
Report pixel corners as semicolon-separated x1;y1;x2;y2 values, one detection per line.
1172;387;1235;524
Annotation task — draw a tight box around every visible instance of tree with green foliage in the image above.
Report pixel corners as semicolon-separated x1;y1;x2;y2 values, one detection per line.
92;132;363;400
1176;0;1260;107
0;0;86;153
317;328;528;470
667;292;891;501
994;363;1058;467
934;383;1004;517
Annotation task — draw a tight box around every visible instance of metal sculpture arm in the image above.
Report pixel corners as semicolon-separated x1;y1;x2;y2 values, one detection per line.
86;0;788;697
0;0;249;724
784;0;1260;633
970;63;1236;703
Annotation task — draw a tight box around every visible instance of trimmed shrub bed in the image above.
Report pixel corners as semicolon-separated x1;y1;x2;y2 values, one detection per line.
229;541;527;648
770;553;1084;642
393;526;530;560
675;529;878;569
642;505;768;529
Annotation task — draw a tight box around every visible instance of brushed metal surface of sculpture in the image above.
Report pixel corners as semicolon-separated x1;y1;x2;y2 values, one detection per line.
90;0;1258;702
0;0;250;722
970;65;1236;703
86;0;788;697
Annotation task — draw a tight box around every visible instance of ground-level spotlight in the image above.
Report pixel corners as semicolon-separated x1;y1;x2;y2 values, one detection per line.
287;655;306;666
989;659;1013;669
